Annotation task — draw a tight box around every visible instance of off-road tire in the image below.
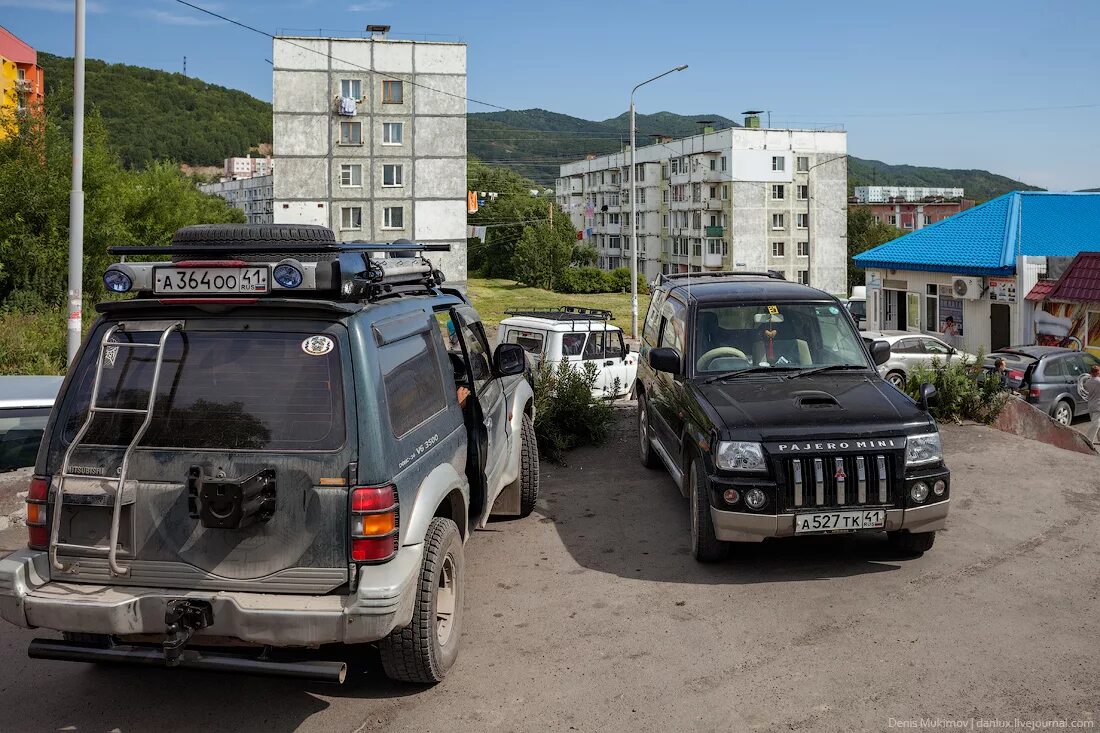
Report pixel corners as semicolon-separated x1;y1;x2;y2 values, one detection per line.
637;393;662;469
378;517;464;684
888;530;936;554
169;223;341;262
518;413;540;517
689;459;729;563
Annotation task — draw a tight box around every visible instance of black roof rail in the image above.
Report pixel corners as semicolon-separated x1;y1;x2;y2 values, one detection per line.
658;270;786;286
107;242;452;256
504;305;614;322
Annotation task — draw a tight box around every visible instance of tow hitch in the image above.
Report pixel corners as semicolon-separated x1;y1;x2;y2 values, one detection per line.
162;599;213;666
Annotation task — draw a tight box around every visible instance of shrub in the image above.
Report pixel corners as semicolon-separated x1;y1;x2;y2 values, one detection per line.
904;353;1008;424
531;360;615;462
556;266;649;295
0;310;68;375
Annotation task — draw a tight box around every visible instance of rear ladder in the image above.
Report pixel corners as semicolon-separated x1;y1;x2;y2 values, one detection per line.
49;321;184;576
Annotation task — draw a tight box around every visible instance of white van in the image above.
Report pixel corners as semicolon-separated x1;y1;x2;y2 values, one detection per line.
497;307;637;398
846;285;867;329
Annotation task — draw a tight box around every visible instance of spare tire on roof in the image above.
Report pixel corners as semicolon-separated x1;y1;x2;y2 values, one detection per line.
169;224;341;262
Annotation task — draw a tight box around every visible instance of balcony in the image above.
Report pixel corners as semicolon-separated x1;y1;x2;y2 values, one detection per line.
15;79;33;92
703;252;724;268
705;226;724;237
704;198;724;210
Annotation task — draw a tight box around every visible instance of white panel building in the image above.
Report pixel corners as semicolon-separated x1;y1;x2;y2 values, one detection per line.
198;175;274;224
854;186;964;203
271;33;468;284
557;124;849;294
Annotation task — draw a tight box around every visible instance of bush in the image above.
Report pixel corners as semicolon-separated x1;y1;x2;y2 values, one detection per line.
904;353;1009;424
531;360;615;462
0;310;68;375
556;266;648;295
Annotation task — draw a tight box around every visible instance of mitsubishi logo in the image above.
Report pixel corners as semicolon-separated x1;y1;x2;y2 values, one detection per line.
835;467;847;481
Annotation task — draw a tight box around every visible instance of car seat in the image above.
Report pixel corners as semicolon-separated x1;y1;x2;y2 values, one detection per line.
752;338;812;366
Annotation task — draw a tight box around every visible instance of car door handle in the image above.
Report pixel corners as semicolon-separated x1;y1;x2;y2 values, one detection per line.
604;360;614;366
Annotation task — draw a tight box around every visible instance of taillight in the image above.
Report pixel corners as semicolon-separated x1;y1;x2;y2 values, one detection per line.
1009;370;1024;381
350;485;398;563
1029;387;1041;398
26;477;49;550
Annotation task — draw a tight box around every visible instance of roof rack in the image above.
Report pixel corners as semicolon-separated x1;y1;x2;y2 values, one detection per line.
658;270;786;286
100;242;453;304
504;306;614;322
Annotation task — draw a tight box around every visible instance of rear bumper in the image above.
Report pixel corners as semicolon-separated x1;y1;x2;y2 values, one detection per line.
710;499;950;543
0;546;422;647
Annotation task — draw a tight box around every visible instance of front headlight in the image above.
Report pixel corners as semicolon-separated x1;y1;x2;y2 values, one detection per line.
715;441;767;472
905;432;943;467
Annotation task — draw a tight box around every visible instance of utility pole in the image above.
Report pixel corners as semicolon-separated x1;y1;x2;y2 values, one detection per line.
66;0;86;366
183;55;187;76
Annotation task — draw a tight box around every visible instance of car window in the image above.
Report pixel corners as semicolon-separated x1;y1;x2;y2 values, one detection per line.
921;338;952;355
60;330;345;451
1043;358;1064;377
0;407;51;470
561;332;588;357
504;328;545;355
642;290;666;346
847;300;866;319
1066;355;1092;376
658;297;687;354
460;321;494;391
606;331;626;359
582;331;605;360
382;333;447;438
894;338;921;354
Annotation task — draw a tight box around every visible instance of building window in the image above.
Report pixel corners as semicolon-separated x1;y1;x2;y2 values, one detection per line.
888;214;897;226
797;241;809;257
609;235;621;249
339;121;363;145
636;188;646;204
608;213;620;225
925;284;939;333
692;240;702;257
772;156;785;171
797;184;809;200
382;80;403;104
662;214;669;229
903;221;914;229
797;213;808;229
340;163;362;187
797;156;809;172
772;184;785;200
383;163;403;187
709;158;717;171
383;206;405;229
662;189;669;203
720;156;727;171
340;206;362;230
721;185;728;200
772;241;785;257
772;213;785;230
382;122;403;145
797;269;809;285
709;185;717;199
340;79;361;99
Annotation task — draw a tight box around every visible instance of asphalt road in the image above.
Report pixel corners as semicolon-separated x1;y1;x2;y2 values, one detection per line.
0;411;1097;732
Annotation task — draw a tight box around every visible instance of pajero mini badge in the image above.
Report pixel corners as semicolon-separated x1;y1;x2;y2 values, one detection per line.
776;438;900;452
302;335;334;356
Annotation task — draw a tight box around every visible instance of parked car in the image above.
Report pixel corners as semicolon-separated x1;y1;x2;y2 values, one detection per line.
0;376;63;472
846;286;867;330
636;271;950;562
861;331;978;388
497;307;637;398
0;224;540;685
984;346;1100;426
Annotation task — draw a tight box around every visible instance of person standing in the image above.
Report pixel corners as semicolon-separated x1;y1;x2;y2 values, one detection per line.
1085;364;1100;445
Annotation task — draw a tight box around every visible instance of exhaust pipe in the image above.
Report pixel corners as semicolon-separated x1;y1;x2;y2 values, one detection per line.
29;638;347;684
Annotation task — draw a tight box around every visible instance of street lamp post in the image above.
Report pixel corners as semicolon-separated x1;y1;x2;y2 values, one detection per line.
630;64;688;340
66;0;87;365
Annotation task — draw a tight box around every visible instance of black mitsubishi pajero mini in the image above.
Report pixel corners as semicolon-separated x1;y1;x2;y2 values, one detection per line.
635;272;949;562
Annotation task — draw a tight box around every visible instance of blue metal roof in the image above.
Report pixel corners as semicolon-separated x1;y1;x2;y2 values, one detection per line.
853;192;1100;275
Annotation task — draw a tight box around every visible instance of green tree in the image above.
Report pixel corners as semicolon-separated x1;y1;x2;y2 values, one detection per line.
512;222;574;290
847;206;904;289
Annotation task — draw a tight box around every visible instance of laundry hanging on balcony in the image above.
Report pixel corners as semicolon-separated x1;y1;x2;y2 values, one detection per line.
337;97;357;116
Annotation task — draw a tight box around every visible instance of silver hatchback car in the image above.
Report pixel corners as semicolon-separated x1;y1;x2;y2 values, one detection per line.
862;331;978;388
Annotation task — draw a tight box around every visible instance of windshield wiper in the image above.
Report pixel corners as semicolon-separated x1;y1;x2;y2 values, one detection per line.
786;364;869;378
703;365;798;383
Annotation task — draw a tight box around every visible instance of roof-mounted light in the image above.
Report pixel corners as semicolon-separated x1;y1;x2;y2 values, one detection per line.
104;264;135;293
273;259;304;289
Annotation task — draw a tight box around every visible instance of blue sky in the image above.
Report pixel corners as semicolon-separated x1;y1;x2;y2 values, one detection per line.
3;0;1099;190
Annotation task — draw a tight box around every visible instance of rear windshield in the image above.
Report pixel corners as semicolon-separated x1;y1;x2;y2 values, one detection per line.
504;328;545;355
59;329;345;451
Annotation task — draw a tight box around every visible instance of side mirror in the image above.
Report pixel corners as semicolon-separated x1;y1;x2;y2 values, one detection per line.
493;343;526;377
917;382;937;411
870;340;891;366
648;347;681;374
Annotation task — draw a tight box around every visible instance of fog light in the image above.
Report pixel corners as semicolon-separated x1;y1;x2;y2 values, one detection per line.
273;263;303;288
722;488;740;505
932;479;946;496
744;488;767;510
910;482;930;503
103;269;133;293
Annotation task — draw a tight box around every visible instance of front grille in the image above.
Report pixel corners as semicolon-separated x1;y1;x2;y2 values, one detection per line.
778;454;897;512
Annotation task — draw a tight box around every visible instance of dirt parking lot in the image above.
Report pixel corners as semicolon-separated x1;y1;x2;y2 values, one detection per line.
0;408;1097;732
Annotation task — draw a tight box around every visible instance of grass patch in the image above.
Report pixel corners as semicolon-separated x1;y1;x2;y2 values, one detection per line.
467;277;651;329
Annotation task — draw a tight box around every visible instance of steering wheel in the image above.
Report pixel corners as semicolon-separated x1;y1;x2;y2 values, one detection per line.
697;347;748;370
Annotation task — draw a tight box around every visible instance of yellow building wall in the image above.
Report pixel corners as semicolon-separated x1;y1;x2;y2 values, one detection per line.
0;56;18;140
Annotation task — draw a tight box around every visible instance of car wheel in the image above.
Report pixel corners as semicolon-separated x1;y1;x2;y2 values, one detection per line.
888;530;936;555
688;459;729;563
1052;399;1073;426
885;371;906;389
378;517;464;684
518;413;540;517
637;394;661;469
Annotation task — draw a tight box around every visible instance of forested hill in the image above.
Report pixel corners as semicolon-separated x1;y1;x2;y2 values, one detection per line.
39;52;272;168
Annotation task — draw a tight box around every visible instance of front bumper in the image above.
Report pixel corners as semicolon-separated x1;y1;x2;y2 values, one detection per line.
0;545;423;647
710;499;950;543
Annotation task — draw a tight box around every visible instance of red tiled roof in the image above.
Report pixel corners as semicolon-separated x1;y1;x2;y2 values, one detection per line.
1046;252;1100;302
1025;278;1057;302
0;26;37;66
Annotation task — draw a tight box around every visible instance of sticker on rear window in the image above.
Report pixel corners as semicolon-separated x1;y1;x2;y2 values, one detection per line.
302;335;334;356
767;305;779;315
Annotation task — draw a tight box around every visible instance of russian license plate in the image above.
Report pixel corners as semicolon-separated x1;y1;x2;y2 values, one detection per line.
794;509;886;534
154;267;269;295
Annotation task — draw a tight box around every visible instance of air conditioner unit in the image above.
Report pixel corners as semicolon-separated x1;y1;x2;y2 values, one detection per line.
952;276;982;300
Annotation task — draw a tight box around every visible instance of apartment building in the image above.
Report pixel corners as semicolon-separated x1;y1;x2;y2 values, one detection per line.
0;26;45;139
223;155;274;181
854;186;964;204
557;122;848;293
198;174;274;224
862;198;974;231
271;30;468;283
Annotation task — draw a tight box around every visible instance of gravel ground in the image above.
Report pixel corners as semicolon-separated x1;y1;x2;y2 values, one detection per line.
0;410;1097;732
